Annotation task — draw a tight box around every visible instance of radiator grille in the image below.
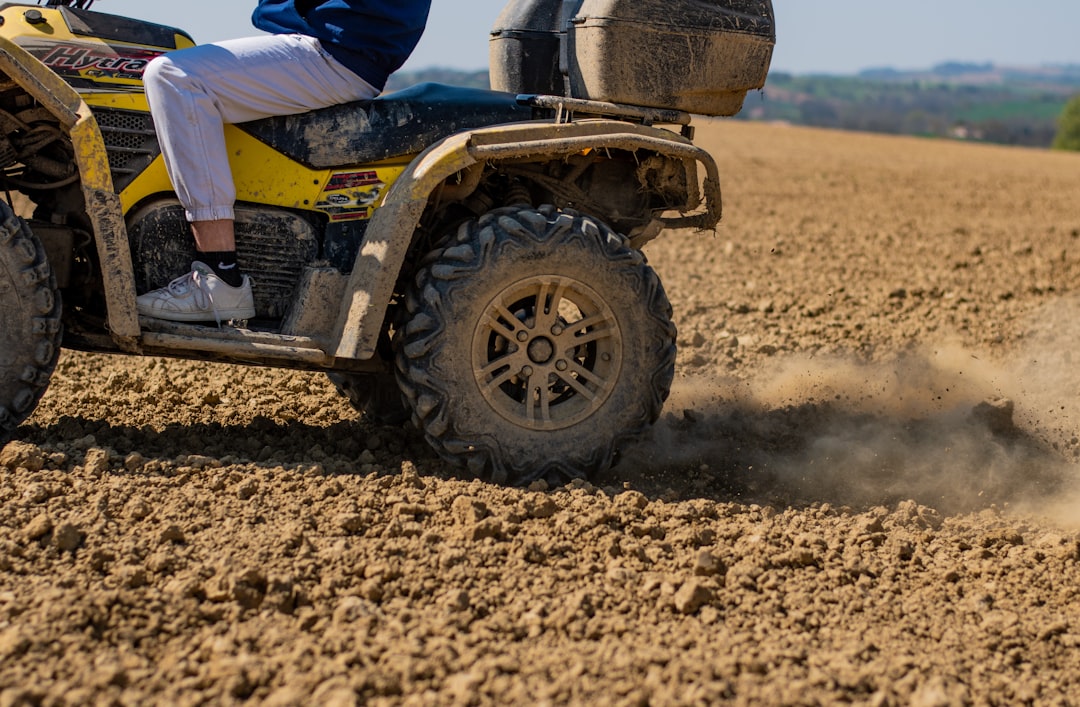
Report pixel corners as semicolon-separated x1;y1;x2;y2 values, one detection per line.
91;108;160;191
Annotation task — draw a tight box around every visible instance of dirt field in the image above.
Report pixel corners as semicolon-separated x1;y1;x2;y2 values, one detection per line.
4;120;1080;705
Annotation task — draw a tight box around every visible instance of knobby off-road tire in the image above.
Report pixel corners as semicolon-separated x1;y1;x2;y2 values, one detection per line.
326;371;410;426
396;204;676;486
0;202;62;446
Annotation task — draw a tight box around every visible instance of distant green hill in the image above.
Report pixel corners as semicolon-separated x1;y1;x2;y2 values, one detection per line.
749;63;1080;147
389;62;1080;149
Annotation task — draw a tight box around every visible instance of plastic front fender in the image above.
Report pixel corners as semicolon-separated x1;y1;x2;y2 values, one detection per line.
0;35;140;348
332;119;721;361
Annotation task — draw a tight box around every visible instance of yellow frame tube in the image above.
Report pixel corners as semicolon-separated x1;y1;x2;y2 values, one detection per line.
0;36;140;349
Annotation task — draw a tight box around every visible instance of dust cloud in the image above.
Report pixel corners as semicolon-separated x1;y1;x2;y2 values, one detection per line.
1001;293;1080;525
621;334;1080;521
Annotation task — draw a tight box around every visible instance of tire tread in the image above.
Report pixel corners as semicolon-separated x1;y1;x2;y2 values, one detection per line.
396;205;676;486
0;202;62;443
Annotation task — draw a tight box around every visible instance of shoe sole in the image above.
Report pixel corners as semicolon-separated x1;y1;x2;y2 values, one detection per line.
137;307;256;323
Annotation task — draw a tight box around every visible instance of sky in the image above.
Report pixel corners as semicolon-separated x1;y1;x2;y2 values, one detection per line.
94;1;1080;76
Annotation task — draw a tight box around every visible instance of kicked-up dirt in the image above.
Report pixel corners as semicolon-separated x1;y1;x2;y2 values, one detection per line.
3;120;1080;705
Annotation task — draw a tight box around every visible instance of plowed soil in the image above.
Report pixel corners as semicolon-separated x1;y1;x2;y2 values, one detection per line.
4;121;1080;706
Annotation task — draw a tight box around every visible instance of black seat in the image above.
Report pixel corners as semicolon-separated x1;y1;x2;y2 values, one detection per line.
238;82;537;169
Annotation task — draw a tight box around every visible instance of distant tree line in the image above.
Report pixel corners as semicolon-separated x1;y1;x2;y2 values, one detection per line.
1054;95;1080;151
741;72;1072;148
387;65;1080;151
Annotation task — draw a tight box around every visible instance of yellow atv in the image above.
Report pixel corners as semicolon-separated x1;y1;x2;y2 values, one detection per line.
0;0;774;485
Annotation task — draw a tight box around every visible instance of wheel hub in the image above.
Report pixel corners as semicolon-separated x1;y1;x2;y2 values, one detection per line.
526;337;555;364
473;275;622;431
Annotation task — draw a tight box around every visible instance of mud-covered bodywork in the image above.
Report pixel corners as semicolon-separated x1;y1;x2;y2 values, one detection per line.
333;116;719;361
0;3;721;361
0;0;766;483
242;83;537;169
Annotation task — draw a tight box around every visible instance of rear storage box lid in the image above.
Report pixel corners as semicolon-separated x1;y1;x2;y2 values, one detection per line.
566;0;775;116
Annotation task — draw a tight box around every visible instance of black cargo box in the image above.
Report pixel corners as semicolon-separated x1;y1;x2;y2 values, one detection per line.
489;0;775;117
489;0;567;96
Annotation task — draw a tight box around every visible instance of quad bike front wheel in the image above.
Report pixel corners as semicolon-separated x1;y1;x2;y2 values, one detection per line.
396;204;676;486
0;202;62;445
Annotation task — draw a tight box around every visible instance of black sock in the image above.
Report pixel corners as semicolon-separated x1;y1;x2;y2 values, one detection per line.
200;250;244;287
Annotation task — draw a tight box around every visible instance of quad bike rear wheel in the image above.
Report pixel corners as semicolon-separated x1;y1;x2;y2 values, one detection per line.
327;371;410;426
396;204;676;486
0;202;62;445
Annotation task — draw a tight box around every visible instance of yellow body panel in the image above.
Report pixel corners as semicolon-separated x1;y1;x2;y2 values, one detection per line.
227;127;332;212
0;4;193;104
83;92;149;112
0;5;194;50
0;4;409;221
115;126;408;220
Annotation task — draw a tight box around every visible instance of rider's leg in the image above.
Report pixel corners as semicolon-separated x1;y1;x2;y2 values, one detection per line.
138;34;378;320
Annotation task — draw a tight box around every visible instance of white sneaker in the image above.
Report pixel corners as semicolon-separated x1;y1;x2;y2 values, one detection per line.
137;261;255;324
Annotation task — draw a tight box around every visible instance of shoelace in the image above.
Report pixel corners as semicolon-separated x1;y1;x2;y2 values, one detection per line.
164;268;223;327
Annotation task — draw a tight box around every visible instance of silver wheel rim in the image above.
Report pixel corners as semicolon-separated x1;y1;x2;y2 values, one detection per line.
473;275;623;431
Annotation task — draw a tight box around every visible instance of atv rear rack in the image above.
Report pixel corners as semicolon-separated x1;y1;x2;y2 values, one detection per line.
519;94;695;138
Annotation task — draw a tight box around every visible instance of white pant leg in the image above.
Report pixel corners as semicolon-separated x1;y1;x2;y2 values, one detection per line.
144;34;378;222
